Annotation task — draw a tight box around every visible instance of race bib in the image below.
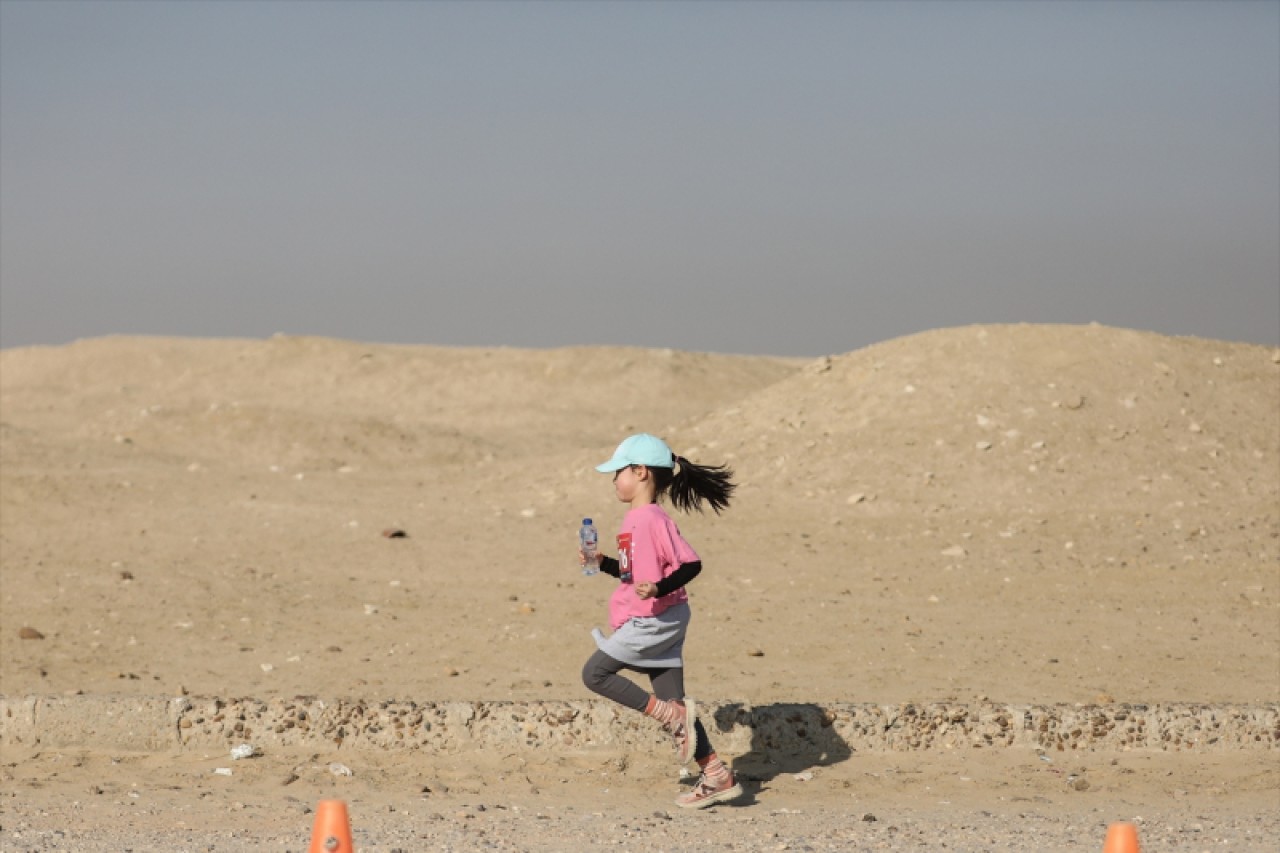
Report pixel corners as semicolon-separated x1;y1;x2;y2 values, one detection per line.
616;532;634;583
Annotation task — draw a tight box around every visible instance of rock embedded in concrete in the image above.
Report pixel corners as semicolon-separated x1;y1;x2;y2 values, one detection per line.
2;696;1275;758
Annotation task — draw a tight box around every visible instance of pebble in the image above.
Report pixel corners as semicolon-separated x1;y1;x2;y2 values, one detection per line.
18;627;44;640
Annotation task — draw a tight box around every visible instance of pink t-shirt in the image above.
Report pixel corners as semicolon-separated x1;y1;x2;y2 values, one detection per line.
607;503;699;629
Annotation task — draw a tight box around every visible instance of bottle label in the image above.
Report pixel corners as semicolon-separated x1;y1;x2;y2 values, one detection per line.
616;532;634;583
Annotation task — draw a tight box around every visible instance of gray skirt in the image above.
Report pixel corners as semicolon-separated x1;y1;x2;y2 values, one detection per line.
591;602;691;668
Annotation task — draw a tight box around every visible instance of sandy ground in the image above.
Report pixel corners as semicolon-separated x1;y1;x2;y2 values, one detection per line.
1;323;1277;850
3;747;1277;851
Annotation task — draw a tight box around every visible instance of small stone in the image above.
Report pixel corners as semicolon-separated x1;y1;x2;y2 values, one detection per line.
941;546;967;558
747;648;764;657
18;627;44;640
976;440;992;451
1072;777;1090;791
381;528;408;539
862;813;878;822
445;667;460;677
846;493;866;505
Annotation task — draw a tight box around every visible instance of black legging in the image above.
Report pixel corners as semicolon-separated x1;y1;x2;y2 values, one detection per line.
582;648;713;762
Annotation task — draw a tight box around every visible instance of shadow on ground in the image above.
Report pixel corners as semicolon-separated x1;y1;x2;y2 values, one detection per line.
705;703;853;807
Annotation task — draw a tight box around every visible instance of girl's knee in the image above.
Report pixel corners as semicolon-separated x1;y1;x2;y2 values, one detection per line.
582;659;606;694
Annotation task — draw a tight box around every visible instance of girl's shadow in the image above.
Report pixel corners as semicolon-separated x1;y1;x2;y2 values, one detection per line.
706;702;853;806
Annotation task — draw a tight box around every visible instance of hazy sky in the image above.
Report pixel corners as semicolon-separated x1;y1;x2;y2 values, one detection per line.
2;0;1277;357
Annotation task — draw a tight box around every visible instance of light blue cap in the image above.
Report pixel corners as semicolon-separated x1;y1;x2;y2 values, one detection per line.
595;433;674;472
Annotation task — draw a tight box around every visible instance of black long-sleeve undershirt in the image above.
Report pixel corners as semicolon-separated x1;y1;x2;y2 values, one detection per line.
597;557;703;597
655;560;702;596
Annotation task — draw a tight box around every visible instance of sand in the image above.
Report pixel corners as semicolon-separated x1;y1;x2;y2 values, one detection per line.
1;323;1277;850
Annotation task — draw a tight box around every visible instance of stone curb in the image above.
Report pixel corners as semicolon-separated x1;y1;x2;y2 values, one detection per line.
2;696;1276;758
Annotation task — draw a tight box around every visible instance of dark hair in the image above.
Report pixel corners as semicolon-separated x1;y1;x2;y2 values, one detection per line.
650;455;735;515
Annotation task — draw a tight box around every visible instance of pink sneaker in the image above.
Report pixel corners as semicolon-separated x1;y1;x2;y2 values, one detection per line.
676;771;744;810
667;697;699;765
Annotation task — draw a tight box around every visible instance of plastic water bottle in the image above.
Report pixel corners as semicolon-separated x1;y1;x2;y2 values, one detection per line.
579;518;599;576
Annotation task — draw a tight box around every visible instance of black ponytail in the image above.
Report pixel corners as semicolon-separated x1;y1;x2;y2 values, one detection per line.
651;455;735;515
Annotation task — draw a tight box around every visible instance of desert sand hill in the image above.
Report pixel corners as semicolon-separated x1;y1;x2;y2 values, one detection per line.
1;323;1275;709
1;323;1278;851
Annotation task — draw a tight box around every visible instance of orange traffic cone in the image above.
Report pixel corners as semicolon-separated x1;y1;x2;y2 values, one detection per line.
308;799;354;853
1102;821;1140;853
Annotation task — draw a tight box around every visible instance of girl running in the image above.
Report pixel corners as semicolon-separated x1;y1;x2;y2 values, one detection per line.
579;432;743;809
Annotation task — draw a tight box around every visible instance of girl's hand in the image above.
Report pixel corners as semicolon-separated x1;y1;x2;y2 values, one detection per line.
580;549;607;567
635;582;659;599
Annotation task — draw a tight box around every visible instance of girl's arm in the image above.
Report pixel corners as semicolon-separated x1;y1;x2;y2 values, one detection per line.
636;561;702;599
597;555;621;578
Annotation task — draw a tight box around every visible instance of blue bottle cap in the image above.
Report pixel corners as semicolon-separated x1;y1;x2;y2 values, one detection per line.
582;518;593;525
